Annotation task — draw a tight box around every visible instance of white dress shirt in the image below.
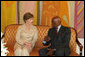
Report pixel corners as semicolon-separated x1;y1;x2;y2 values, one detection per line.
57;25;61;32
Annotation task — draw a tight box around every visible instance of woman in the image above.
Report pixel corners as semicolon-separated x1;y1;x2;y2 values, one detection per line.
14;12;38;56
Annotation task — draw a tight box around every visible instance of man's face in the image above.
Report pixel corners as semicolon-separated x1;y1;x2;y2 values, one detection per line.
52;18;61;28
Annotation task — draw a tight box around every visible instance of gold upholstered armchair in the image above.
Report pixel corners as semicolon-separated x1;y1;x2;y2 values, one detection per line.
2;24;83;56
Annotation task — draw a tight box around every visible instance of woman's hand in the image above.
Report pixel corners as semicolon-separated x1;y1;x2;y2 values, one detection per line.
25;42;31;48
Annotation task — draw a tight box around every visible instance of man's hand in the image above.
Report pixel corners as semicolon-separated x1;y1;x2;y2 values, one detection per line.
44;36;50;42
43;36;51;46
47;48;55;56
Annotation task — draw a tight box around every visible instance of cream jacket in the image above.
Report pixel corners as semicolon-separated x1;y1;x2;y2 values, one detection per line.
14;24;38;51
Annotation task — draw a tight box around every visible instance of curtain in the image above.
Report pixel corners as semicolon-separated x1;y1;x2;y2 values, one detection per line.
1;1;17;32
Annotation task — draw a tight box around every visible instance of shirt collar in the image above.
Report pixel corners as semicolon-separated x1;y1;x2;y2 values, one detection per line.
58;25;61;30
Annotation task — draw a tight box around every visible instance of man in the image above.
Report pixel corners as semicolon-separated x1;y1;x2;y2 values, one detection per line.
39;16;71;56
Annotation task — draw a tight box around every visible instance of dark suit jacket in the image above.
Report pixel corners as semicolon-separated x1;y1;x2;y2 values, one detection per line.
46;25;71;56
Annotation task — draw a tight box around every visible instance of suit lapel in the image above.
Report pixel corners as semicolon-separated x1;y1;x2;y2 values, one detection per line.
52;25;65;37
57;25;64;35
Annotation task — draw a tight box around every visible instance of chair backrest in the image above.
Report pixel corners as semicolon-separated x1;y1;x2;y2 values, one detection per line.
4;24;20;51
4;24;50;49
69;28;77;52
4;24;77;53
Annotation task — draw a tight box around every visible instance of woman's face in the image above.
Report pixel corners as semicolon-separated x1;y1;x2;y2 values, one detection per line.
26;18;33;25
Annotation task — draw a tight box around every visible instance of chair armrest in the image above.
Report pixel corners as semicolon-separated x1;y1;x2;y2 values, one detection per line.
1;33;5;39
1;25;8;39
73;28;83;56
76;38;83;56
